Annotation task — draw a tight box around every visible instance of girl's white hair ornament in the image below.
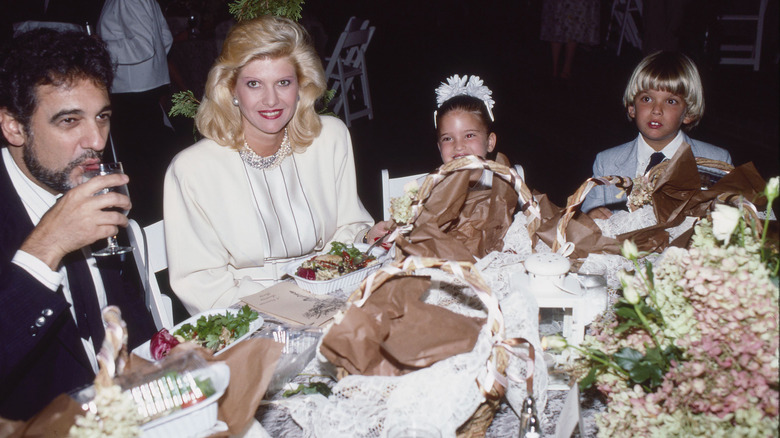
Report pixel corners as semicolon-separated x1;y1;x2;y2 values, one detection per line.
434;74;495;127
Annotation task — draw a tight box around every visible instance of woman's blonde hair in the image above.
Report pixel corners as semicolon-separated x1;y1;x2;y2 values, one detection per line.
195;15;326;149
623;51;705;129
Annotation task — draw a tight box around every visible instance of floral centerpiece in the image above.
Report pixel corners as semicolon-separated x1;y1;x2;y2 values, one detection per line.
546;177;779;436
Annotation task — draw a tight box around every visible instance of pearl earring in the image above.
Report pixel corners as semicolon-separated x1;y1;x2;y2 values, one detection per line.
232;97;239;106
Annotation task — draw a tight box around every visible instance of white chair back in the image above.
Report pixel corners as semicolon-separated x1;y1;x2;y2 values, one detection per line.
323;17;375;127
127;219;174;330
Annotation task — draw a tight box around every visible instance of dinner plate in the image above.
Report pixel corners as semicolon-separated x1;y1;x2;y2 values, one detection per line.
132;308;264;362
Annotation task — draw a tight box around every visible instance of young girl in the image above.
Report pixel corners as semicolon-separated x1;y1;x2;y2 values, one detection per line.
434;74;525;180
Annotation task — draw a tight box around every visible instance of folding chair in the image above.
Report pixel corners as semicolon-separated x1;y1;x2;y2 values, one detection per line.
718;0;768;71
127;219;174;330
605;0;643;55
324;17;375;127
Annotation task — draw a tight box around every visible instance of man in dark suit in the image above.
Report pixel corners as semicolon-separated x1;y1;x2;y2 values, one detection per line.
0;28;156;420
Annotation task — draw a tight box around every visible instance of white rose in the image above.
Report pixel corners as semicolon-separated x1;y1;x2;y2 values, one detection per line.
618;269;635;289
623;284;640;304
765;176;779;200
621;239;639;259
541;335;568;351
710;204;741;242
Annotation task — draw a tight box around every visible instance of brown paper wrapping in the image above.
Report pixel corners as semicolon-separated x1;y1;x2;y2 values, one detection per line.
320;275;485;377
396;159;519;262
532;191;621;258
1;339;282;438
532;144;768;255
0;395;83;438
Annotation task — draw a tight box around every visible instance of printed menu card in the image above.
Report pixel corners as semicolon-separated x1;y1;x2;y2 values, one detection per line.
241;282;345;327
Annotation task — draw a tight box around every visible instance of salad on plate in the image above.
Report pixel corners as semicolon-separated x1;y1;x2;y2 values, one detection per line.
295;241;378;281
147;306;260;360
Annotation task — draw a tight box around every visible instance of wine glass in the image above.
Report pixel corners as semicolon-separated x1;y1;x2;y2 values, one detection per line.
83;162;133;257
385;421;441;438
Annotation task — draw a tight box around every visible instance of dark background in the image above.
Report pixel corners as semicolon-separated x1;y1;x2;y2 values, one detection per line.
1;0;778;222
304;0;779;219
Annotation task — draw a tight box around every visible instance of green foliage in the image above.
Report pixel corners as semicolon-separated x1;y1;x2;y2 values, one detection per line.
168;90;200;119
327;241;363;259
283;381;332;397
327;241;375;267
579;366;601;391
228;0;305;22
168;1;308;122
317;88;337;117
577;295;683;392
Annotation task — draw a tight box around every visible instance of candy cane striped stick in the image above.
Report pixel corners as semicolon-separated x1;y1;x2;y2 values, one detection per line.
95;305;129;388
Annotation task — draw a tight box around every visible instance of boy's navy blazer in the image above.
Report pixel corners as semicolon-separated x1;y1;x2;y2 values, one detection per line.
581;133;733;213
0;151;156;420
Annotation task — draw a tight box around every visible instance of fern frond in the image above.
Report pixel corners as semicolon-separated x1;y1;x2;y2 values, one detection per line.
317;88;337;117
168;90;200;119
228;0;305;22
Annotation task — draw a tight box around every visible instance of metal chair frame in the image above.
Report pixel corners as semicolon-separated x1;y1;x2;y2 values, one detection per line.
323;17;375;127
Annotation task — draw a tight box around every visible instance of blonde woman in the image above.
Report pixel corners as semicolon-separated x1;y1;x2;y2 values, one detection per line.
164;15;388;314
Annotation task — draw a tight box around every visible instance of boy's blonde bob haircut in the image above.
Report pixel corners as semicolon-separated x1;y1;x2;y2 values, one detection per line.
195;15;326;150
623;51;705;129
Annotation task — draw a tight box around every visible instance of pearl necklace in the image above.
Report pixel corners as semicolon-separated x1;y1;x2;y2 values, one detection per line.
239;129;292;170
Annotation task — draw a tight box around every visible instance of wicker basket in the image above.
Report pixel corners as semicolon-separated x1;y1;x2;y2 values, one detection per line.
648;157;734;189
552;156;750;254
336;257;517;437
391;155;541;261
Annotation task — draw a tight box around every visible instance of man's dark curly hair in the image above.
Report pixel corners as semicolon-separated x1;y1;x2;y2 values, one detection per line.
0;28;114;142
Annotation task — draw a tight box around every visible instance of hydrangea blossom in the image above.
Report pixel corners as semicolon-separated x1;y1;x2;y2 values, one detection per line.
389;180;420;225
573;218;779;437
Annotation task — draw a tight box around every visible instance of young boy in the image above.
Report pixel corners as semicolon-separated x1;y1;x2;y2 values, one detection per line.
582;51;732;218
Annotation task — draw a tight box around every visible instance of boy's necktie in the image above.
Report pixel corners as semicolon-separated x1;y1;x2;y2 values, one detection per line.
645;152;666;173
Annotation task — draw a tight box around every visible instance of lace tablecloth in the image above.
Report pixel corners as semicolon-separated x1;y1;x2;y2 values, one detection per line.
256;385;604;437
247;209;640;437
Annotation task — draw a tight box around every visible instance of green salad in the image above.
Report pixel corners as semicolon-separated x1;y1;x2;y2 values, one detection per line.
173;305;259;353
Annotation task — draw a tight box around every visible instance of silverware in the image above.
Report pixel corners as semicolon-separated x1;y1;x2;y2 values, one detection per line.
364;230;391;256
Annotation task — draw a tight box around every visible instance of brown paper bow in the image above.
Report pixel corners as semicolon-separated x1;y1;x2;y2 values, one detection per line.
320;275;485;377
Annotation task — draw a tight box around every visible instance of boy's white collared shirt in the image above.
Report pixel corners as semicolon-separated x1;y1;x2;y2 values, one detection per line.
635;130;684;176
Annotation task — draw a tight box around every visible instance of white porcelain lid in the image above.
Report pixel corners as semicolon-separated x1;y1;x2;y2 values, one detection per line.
524;253;571;276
